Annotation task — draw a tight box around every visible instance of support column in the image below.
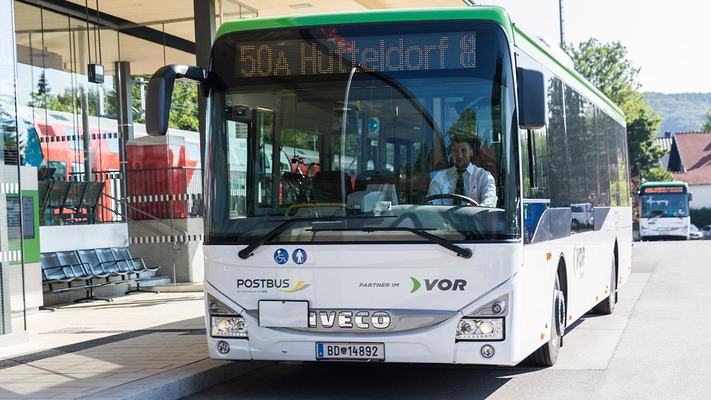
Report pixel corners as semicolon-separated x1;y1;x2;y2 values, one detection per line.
115;61;133;220
81;86;91;180
193;0;216;169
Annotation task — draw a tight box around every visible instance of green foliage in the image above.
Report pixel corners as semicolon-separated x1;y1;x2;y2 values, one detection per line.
130;75;198;131
28;72;114;118
626;106;665;179
690;207;711;228
282;128;316;150
28;73;51;109
446;108;478;144
130;75;149;123
566;39;664;181
645;92;711;133
566;39;641;116
28;73;79;113
644;166;673;182
28;73;199;132
703;110;711;131
167;81;199;131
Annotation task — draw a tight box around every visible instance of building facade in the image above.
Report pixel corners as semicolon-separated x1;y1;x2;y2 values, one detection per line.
669;132;711;209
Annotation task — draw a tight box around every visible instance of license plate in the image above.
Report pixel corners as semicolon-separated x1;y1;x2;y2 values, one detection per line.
316;342;384;361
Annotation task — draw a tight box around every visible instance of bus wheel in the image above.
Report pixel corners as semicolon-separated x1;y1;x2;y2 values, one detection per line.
528;275;564;367
592;255;617;315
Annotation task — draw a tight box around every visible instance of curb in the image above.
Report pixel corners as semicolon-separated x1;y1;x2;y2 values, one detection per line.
86;359;273;400
149;283;204;293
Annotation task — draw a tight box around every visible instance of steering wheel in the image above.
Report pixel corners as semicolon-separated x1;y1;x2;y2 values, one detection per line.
426;193;479;207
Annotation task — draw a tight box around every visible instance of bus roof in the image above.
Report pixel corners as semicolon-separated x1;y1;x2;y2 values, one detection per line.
216;7;514;39
640;181;689;188
214;5;624;123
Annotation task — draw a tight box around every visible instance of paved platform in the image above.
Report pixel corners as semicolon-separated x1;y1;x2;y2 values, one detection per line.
0;288;268;399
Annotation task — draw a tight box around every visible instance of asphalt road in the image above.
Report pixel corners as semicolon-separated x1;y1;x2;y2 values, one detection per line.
186;240;711;400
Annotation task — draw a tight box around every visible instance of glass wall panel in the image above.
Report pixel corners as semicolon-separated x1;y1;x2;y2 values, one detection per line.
218;0;258;25
11;0;228;291
2;0;25;337
15;3;128;225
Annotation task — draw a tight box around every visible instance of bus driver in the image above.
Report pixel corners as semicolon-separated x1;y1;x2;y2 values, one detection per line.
427;135;498;207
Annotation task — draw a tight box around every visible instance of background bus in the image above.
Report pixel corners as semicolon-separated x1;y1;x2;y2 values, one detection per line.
638;181;692;240
146;6;632;367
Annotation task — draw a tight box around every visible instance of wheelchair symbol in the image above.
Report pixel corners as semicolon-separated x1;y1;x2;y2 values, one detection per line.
274;249;288;264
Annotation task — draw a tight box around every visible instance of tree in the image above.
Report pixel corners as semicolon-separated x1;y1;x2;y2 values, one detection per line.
626;105;672;181
702;110;711;131
168;81;199;131
28;72;51;109
28;73;199;132
130;75;199;131
565;40;641;113
28;73;104;115
566;39;670;182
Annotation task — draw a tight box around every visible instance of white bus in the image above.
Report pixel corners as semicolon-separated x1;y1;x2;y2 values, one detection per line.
146;6;632;366
638;181;692;240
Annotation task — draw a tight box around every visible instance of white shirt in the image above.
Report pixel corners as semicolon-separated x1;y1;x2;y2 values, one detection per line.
427;163;498;207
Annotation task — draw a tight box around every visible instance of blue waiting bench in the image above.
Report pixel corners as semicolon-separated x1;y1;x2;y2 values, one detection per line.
41;247;161;303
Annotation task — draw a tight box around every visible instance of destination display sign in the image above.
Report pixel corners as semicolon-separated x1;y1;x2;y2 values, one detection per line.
234;29;477;78
640;186;686;194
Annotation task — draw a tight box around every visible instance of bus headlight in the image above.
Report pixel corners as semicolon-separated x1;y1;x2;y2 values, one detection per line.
456;318;503;341
211;316;248;338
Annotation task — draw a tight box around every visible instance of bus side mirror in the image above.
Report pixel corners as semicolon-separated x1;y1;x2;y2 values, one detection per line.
517;67;547;129
689;192;693;202
146;64;207;136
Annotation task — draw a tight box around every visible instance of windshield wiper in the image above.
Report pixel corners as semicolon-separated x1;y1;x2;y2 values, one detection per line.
238;216;391;259
309;226;472;259
238;217;325;259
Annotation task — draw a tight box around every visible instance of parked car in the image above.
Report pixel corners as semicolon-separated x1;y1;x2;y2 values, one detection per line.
571;202;593;229
690;224;703;240
702;225;711;240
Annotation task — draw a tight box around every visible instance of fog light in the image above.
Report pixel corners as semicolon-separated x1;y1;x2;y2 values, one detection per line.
217;340;230;354
491;300;506;314
481;345;495;358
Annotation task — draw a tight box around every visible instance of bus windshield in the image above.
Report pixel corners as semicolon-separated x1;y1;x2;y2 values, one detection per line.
640;192;689;218
205;21;519;245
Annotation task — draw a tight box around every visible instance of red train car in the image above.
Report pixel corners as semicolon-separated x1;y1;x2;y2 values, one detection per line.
126;135;199;220
22;108;200;222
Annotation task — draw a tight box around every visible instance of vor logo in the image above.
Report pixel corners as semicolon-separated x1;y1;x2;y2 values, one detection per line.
410;277;467;293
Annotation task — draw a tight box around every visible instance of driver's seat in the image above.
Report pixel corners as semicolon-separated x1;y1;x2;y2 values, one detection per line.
312;171;353;203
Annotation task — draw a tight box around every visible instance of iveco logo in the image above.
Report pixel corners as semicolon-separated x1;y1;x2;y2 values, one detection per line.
309;310;391;329
410;277;467;292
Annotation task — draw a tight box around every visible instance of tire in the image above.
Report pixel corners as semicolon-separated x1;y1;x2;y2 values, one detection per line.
528;275;565;367
591;255;617;315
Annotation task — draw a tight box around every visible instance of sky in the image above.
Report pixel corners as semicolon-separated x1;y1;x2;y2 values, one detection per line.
479;0;710;94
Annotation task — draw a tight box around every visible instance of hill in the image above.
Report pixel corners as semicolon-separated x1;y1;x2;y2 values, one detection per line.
644;92;711;135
